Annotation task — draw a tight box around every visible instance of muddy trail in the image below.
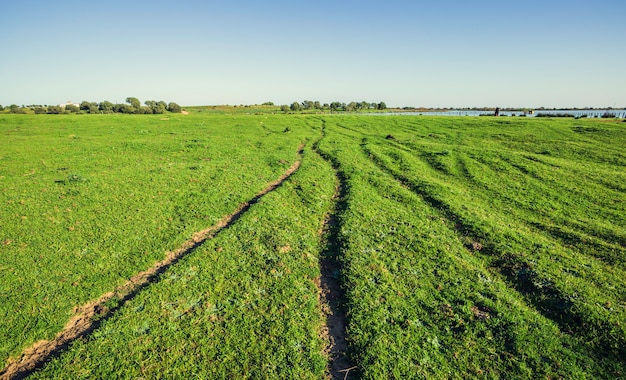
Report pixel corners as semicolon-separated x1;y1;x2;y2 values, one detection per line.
313;127;357;380
0;145;305;380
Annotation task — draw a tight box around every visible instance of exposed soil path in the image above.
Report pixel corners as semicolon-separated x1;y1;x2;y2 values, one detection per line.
312;127;356;379
0;144;304;380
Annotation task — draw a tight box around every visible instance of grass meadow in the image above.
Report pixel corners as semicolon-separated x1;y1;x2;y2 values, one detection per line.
0;113;624;378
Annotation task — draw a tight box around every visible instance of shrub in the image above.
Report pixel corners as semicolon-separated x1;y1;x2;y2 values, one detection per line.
9;104;25;114
167;102;182;113
535;113;575;118
138;106;153;114
290;102;302;111
46;106;63;114
65;104;80;113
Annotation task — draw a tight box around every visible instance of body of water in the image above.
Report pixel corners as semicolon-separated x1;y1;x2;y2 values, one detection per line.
379;109;626;118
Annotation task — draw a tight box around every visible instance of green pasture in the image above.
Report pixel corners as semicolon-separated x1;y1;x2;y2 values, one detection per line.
315;115;625;378
29;130;336;379
0;113;624;378
0;114;317;366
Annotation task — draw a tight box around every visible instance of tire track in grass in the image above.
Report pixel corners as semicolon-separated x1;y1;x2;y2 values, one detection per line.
312;126;357;380
0;144;305;380
359;140;626;370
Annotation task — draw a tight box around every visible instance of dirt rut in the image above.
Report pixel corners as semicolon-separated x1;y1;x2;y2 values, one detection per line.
0;145;304;380
312;128;356;380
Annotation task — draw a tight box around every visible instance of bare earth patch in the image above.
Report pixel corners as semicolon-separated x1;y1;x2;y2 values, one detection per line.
312;130;356;380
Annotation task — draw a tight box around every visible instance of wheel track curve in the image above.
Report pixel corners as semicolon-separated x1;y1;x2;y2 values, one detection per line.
312;124;357;380
1;144;305;380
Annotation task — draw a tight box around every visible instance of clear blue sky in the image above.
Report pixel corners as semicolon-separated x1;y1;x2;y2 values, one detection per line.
1;0;624;108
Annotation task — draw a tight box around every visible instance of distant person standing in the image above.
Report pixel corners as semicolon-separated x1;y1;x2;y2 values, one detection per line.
495;107;500;116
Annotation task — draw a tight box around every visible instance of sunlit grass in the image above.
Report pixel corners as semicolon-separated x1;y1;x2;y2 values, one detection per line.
30;135;337;378
1;113;624;378
316;115;625;378
0;113;317;365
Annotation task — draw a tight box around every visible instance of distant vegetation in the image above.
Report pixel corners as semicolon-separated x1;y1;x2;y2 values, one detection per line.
1;97;182;115
280;100;387;113
4;101;625;116
535;112;619;119
181;101;388;115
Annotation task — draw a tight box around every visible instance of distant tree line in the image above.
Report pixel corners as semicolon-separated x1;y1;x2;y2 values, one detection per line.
279;100;387;113
1;97;182;114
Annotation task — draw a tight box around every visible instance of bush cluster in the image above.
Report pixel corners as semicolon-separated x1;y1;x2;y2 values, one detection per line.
280;100;387;113
535;113;576;118
3;97;182;115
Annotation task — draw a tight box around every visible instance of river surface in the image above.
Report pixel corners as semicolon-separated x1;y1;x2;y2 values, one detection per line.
378;109;626;118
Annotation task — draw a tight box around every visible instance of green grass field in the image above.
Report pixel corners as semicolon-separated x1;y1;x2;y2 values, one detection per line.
1;113;624;378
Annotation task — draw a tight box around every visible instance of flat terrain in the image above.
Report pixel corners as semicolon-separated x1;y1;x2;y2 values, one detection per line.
0;113;624;378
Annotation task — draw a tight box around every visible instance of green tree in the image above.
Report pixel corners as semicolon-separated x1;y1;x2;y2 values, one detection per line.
302;100;314;110
167;102;182;113
9;104;24;114
126;97;141;109
145;100;166;114
47;106;63;114
138;106;153;114
81;102;98;113
114;103;135;114
330;102;343;112
377;101;387;110
65;104;80;113
34;107;47;114
290;102;302;111
99;101;114;113
280;105;290;113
